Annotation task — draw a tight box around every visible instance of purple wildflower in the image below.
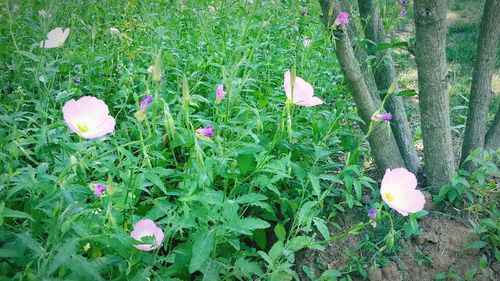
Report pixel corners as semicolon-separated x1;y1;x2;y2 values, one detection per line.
400;1;407;7
94;184;106;197
377;112;393;121
196;125;214;138
140;95;153;112
401;9;407;16
367;208;377;219
334;12;349;26
216;84;226;101
72;76;80;84
301;7;308;16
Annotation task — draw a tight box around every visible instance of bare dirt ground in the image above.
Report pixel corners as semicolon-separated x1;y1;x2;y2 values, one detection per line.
296;202;500;280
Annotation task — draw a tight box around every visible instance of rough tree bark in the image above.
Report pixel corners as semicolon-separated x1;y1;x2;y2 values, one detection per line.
338;0;380;104
358;0;420;174
319;0;406;172
414;0;455;189
460;0;500;169
485;106;500;151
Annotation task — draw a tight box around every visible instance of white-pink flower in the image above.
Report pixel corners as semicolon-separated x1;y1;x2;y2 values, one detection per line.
130;219;164;251
283;70;323;107
380;168;425;216
40;28;70;48
62;96;115;139
39;9;49;17
303;38;312;48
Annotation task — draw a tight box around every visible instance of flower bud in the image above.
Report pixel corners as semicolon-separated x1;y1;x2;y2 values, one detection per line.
182;75;190;103
164;111;175;139
152;53;162;83
134;110;146;122
290;65;296;88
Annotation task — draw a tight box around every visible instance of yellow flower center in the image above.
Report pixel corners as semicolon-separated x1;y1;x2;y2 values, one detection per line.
77;123;89;133
385;193;394;202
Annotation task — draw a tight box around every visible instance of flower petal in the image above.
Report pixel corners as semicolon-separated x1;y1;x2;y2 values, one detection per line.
130;219;157;241
130;219;164;251
296;96;323;107
80;116;115;139
292;76;314;102
133;244;155;251
75;96;110;126
381;168;417;194
388;189;425;216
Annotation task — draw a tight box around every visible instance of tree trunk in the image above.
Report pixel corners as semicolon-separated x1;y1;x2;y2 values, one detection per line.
460;0;500;169
319;0;406;172
414;0;454;190
485;106;500;151
338;0;381;104
358;0;420;174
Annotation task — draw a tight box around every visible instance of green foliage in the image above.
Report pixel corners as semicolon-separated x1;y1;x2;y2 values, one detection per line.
1;0;497;280
0;0;366;279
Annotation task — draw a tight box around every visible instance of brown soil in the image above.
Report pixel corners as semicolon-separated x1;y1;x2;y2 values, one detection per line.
295;203;500;281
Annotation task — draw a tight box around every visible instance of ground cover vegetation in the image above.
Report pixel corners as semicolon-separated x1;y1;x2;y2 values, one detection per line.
0;0;498;280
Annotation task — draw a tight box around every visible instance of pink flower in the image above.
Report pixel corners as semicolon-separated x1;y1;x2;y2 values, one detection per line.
130;219;164;251
283;70;323;107
334;12;349;26
62;96;116;139
380;168;425;216
40;28;70;48
216;84;226;101
196;125;214;138
94;184;106;197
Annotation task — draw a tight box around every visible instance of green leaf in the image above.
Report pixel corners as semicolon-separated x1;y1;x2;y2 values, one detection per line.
235;257;263;278
2;206;34;222
15;50;40;62
237;154;256;176
48;239;79;274
396;89;418;97
313;218;330;240
0;248;22;258
274;223;286;241
370;41;409;52
465;268;477;280
297;201;316;228
287;236;314;252
302;265;315;280
257;250;273;266
467;240;487;249
268;240;283;262
434;272;446;280
189;229;215;273
68;254;105;281
144;170;167;195
308;173;321;197
231;217;270;235
479;255;487;268
236;193;267;204
254;229;267;250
